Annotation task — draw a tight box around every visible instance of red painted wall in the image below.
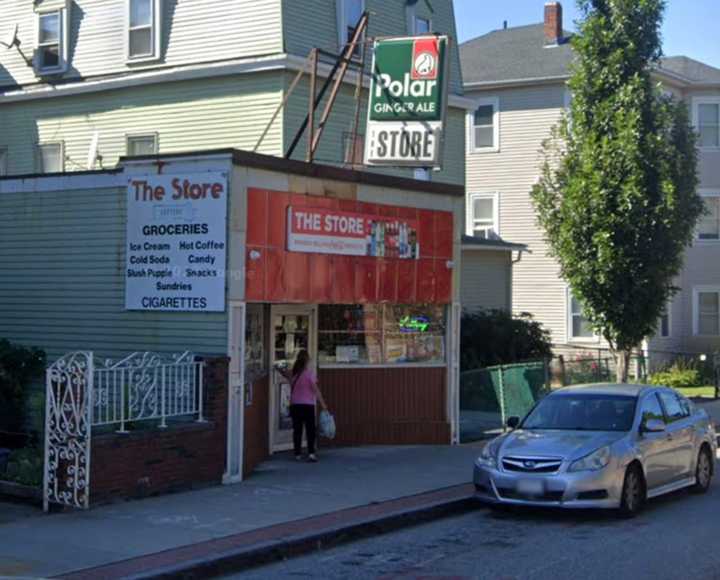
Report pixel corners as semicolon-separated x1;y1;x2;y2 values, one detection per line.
245;189;454;304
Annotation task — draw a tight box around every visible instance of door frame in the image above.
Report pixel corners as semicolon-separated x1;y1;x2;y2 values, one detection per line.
269;304;318;453
224;301;246;484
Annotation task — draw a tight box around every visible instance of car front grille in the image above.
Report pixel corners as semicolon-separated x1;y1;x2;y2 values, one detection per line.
502;456;563;474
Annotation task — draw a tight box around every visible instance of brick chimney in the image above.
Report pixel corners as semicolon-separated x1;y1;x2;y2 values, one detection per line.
544;2;563;45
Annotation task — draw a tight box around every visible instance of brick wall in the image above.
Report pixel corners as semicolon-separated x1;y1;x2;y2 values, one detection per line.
90;356;229;505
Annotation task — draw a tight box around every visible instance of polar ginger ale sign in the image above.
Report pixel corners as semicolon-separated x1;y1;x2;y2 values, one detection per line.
364;36;449;168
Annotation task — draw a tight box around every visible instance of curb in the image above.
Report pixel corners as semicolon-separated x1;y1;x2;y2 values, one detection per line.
58;483;477;580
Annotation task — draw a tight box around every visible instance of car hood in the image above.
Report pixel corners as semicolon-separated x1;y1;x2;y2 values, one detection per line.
497;429;625;461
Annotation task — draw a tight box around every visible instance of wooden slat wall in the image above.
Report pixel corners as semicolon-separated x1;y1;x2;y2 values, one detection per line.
318;367;450;446
243;375;270;477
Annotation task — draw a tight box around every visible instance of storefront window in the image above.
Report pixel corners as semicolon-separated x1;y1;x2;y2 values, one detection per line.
318;304;446;365
245;304;267;382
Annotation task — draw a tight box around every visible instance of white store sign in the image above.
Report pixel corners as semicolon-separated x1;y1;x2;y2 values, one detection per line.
125;173;228;312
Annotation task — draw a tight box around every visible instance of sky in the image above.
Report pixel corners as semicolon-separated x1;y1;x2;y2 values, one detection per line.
454;0;720;69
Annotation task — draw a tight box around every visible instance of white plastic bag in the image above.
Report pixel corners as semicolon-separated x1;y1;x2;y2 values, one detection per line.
319;409;336;440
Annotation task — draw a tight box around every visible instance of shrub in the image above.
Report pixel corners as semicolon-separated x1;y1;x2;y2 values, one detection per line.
0;339;46;435
565;353;612;385
649;366;702;390
3;447;43;487
460;310;552;371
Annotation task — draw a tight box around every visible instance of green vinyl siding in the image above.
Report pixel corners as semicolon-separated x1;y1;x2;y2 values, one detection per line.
282;72;465;185
282;0;464;95
0;184;227;362
0;72;284;175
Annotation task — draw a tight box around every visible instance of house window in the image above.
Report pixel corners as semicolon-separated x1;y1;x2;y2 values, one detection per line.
337;0;364;56
128;0;160;60
468;193;498;239
37;143;64;174
469;99;499;152
659;302;671;338
126;134;158;156
695;289;720;336
569;292;595;340
414;17;431;35
696;101;720;149
698;193;720;241
37;10;67;74
0;148;7;176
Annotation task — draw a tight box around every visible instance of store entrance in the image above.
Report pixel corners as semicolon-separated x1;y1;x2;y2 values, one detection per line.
269;305;317;452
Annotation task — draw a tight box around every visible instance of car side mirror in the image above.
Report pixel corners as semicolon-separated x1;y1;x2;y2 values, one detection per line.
506;416;520;430
642;418;665;434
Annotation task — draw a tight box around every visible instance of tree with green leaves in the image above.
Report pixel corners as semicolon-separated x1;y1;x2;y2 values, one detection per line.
531;0;704;382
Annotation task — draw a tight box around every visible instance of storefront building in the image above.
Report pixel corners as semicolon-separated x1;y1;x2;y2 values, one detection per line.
226;150;464;478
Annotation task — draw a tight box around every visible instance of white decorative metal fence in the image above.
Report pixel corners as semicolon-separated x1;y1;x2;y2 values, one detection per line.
44;351;204;511
93;351;205;431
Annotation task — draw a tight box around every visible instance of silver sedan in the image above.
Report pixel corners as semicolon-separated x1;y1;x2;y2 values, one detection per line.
474;384;717;516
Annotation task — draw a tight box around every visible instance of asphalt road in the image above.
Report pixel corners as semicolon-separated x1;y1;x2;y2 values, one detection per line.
226;461;720;580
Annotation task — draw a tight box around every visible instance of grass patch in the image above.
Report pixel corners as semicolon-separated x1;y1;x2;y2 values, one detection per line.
675;386;718;399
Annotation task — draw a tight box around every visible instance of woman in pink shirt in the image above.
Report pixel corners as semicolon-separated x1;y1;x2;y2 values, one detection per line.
279;350;327;462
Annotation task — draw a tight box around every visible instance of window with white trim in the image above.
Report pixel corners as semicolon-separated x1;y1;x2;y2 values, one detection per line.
0;148;7;176
469;99;499;152
568;291;595;340
698;192;720;241
468;193;498;239
126;134;158;156
337;0;364;56
37;143;64;174
694;288;720;336
694;99;720;149
36;8;68;74
128;0;160;60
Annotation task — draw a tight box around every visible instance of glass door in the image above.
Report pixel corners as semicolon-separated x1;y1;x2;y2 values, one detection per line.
269;306;316;452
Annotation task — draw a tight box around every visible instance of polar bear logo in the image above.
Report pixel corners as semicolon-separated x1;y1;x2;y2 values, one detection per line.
413;51;436;78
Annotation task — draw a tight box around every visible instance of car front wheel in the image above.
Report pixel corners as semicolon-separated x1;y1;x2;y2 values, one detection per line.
691;446;713;494
619;464;645;518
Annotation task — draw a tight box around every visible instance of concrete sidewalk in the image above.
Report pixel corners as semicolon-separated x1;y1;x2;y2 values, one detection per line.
0;444;482;578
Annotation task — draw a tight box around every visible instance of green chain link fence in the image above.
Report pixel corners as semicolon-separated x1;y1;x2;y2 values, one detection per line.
459;360;550;442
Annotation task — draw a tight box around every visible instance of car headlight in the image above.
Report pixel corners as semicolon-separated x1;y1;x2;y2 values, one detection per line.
568;446;611;472
476;442;499;469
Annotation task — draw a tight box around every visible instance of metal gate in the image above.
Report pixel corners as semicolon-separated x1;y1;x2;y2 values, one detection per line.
43;352;93;511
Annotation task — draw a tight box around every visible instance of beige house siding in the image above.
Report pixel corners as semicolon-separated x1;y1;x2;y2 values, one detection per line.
465;80;720;360
465;83;570;342
460;250;512;313
0;0;283;88
0;72;284;175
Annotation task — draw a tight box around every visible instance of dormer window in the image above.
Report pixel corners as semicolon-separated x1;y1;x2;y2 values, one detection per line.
35;6;69;75
128;0;161;61
337;0;364;57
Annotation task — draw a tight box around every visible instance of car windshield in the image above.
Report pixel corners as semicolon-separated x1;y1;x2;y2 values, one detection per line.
522;393;637;432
